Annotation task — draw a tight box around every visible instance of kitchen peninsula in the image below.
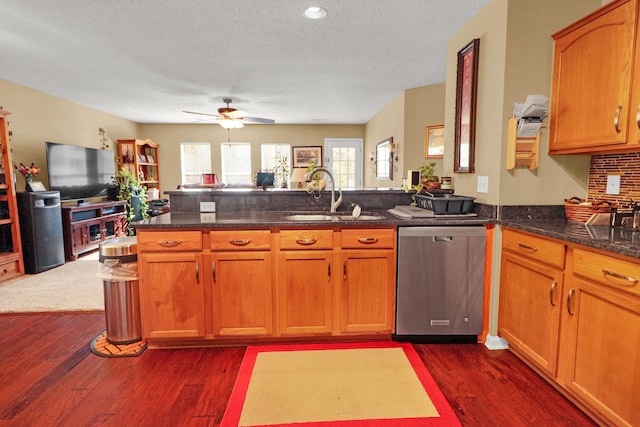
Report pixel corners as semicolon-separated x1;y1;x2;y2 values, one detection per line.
132;188;494;349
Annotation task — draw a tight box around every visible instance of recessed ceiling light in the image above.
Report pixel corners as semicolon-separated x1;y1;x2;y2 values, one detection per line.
303;6;327;20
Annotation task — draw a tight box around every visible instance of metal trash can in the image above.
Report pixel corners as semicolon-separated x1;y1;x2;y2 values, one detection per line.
98;236;141;344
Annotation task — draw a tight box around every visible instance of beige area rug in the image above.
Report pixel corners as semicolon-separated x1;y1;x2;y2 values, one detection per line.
222;342;461;427
0;251;104;313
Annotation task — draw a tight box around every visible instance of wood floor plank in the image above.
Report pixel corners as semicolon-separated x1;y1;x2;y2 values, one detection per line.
0;314;598;426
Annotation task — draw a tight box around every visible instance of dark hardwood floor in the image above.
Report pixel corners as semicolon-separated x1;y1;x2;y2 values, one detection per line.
0;313;597;426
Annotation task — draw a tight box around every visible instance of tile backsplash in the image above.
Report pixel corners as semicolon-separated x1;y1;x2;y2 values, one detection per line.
588;152;640;208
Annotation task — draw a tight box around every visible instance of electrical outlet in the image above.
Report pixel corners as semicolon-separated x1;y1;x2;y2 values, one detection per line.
199;201;216;212
200;213;216;222
477;176;489;193
606;175;621;195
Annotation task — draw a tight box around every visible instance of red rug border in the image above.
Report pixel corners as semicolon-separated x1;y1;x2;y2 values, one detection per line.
221;341;461;427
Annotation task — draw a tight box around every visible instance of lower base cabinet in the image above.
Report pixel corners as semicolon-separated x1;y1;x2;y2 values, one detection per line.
500;227;640;427
212;251;273;337
340;249;395;333
558;247;640;426
138;252;206;340
137;227;396;345
277;249;334;336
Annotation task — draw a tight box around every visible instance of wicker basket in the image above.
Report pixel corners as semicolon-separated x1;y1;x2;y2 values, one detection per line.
564;198;612;223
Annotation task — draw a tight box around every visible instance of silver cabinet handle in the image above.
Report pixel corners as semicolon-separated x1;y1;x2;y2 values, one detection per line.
159;240;182;247
357;237;378;244
195;261;200;284
328;262;331;281
343;260;347;281
212;261;216;284
614;105;622;133
567;288;575;316
602;269;639;286
636;105;640;129
549;281;557;307
518;243;537;252
229;239;251;246
296;238;317;245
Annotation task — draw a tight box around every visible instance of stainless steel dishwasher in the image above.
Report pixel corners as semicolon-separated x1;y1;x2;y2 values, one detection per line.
394;226;486;341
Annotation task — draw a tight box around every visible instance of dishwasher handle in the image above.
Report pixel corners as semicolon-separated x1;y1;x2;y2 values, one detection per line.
433;236;453;242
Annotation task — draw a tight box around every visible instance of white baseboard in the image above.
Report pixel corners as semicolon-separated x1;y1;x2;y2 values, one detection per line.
484;334;509;350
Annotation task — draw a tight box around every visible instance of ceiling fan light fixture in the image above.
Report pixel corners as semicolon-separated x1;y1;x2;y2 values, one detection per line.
303;6;327;20
219;119;244;129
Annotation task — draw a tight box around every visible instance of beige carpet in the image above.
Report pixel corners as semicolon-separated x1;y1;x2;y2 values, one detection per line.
0;251;104;313
222;342;461;427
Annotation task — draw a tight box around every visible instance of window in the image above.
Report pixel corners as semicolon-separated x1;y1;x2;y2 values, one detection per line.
261;143;291;187
180;142;211;184
221;142;252;185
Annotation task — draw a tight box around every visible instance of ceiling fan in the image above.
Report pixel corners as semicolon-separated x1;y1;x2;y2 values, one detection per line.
183;98;275;129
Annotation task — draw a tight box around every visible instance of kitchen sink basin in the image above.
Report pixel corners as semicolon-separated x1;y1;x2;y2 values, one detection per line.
335;215;385;221
282;214;334;221
282;213;385;221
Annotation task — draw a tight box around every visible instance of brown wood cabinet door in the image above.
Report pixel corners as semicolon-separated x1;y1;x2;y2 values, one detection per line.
340;249;395;333
138;252;206;339
277;250;333;335
559;277;640;426
549;0;636;153
498;253;563;377
211;251;273;337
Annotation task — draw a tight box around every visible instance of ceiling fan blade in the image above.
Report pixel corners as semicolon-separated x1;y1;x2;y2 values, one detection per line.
183;110;221;117
243;116;275;124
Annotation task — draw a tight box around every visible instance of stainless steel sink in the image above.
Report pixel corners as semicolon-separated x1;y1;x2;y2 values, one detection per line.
282;213;385;221
335;215;385;221
282;214;334;221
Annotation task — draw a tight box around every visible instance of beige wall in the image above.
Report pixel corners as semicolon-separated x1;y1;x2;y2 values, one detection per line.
138;123;365;192
443;0;599;206
1;79;139;190
363;92;405;188
404;84;446;179
363;83;447;188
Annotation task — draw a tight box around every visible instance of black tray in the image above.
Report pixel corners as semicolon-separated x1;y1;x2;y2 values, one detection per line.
414;193;475;214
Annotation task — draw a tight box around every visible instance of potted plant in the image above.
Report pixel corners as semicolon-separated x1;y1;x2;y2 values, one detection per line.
116;168;149;234
415;162;440;192
305;160;326;190
273;151;290;188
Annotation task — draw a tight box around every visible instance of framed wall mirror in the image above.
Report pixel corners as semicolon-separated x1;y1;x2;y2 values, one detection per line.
376;137;393;180
454;38;480;173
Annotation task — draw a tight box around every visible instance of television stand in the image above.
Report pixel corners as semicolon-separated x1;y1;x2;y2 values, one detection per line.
61;200;127;261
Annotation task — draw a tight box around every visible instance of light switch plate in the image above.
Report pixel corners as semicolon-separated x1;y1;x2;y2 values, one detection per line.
200;201;216;212
477;176;489;193
606;175;621;195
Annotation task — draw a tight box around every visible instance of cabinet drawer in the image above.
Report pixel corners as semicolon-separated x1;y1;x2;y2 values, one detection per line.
137;231;202;252
502;228;565;268
279;229;333;249
210;229;271;250
341;228;395;249
573;248;640;297
0;260;21;282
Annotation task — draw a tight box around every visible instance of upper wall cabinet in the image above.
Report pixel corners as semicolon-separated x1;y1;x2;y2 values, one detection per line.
549;0;640;154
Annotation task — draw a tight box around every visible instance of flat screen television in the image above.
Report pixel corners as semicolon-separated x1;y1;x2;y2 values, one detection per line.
45;142;116;201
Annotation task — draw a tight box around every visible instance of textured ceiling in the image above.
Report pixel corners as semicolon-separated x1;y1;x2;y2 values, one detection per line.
0;0;489;125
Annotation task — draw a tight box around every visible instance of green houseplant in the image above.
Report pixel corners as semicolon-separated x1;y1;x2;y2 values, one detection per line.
116;168;149;234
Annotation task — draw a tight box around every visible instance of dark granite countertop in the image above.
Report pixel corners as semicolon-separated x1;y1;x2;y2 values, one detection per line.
133;210;494;229
133;213;640;259
502;220;640;259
